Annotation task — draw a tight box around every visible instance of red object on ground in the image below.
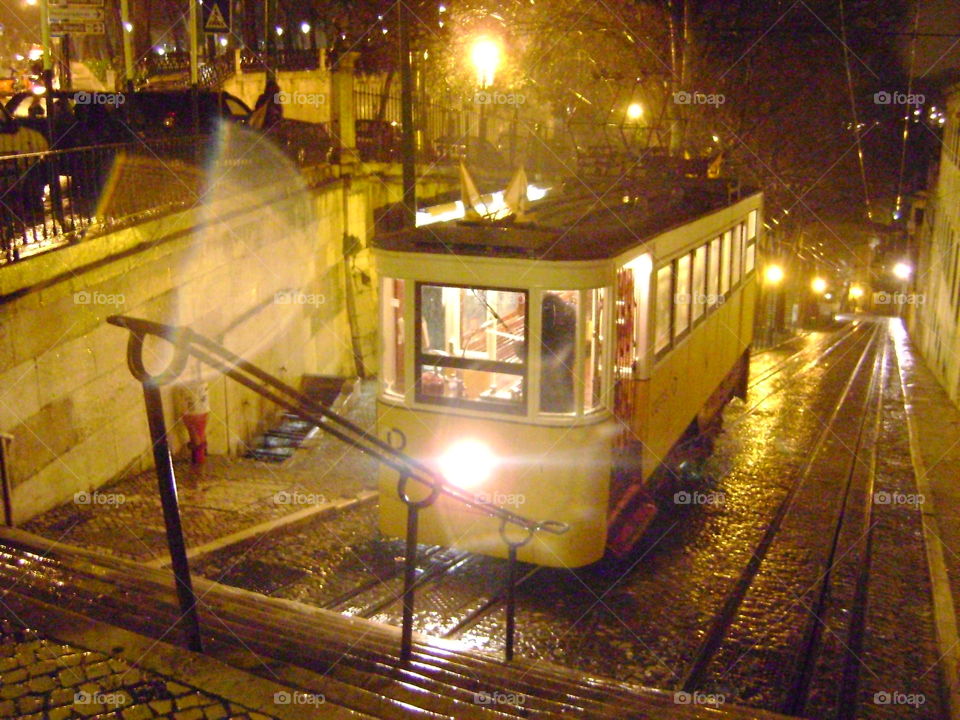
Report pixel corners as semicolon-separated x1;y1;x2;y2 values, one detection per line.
183;413;208;465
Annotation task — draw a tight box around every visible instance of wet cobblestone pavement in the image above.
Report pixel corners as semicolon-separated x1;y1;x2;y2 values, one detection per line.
23;384;378;563
0;616;278;720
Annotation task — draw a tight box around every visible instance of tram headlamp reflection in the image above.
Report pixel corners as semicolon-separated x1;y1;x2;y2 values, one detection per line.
437;440;497;489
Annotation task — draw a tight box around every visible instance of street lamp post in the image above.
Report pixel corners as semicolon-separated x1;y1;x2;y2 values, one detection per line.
763;263;784;346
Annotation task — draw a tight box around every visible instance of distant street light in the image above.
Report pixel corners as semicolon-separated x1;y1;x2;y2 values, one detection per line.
627;103;643;121
849;285;864;300
300;22;310;34
892;262;912;281
471;36;501;88
470;35;502;143
764;264;785;285
811;277;827;294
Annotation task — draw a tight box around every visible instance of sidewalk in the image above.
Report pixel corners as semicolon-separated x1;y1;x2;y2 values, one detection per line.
893;321;960;719
0;588;364;719
21;383;379;564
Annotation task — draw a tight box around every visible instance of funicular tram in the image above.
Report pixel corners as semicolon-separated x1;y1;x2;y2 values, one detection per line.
374;175;762;567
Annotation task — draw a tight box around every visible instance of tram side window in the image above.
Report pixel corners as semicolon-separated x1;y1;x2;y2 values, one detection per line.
692;245;707;322
745;240;756;273
655;265;673;354
674;254;691;338
720;230;732;295
541;291;579;414
731;225;743;287
747;210;758;240
416;284;527;411
583;288;606;412
707;237;721;308
381;278;405;398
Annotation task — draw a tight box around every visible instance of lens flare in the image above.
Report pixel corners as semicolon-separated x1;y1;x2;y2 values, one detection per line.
437;440;497;489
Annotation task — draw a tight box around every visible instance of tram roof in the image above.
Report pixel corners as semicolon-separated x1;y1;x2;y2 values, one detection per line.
375;177;759;262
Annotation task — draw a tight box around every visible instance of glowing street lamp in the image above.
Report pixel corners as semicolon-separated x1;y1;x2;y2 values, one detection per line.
892;262;912;281
764;264;785;285
811;277;827;294
849;285;864;300
471;36;501;88
626;103;643;121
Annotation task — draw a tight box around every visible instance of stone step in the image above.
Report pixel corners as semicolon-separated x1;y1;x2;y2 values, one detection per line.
0;528;791;720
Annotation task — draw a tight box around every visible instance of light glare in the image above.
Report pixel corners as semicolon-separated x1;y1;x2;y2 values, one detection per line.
437;440;497;489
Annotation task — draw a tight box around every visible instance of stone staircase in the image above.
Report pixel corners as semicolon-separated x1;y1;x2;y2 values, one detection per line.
0;527;789;719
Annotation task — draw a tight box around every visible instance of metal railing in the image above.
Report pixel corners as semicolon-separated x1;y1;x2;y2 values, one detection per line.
0;137;205;265
140;49;323;86
107;315;568;661
0;126;334;267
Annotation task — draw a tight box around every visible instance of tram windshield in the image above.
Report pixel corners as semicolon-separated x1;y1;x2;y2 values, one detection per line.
416;284;527;412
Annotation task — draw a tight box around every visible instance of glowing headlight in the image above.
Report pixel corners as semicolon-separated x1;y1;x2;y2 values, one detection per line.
437;440;497;489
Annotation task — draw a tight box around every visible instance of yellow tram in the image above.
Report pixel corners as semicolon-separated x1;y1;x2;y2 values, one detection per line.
374;177;762;567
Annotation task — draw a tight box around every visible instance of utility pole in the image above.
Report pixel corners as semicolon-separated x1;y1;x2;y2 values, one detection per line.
120;0;134;91
399;1;416;227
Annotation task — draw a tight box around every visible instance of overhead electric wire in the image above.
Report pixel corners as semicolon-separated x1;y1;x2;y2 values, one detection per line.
894;5;922;221
838;0;874;221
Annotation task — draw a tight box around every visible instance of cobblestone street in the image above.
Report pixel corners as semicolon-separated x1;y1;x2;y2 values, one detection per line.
0;616;278;720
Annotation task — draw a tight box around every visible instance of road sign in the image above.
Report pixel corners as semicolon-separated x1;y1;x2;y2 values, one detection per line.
49;7;104;21
50;0;104;7
49;20;104;35
202;0;230;32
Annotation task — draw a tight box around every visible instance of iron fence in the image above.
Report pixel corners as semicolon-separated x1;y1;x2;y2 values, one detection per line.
0;126;332;267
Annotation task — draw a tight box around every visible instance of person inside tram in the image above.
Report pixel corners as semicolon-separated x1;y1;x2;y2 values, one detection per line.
540;292;576;413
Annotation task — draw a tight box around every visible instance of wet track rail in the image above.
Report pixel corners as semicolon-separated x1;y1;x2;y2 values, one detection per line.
679;323;885;713
186;320;943;719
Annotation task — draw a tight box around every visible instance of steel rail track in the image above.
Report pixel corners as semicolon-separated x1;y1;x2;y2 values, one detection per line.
678;323;882;697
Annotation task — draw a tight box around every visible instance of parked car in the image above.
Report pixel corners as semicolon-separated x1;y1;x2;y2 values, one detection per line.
5;90;128;148
123;90;251;138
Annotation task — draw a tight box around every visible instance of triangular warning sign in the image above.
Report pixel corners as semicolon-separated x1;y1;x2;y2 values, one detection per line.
204;3;228;32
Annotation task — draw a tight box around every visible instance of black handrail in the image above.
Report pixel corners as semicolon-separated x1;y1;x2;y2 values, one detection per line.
108;315;568;661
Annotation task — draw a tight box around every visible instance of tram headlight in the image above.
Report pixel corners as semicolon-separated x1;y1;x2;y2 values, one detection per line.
437;439;497;489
